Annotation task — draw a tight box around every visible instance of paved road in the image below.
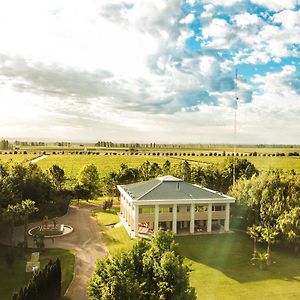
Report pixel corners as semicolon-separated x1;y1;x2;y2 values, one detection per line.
29;154;48;164
2;205;107;300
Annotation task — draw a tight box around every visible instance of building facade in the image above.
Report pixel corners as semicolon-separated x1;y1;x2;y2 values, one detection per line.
117;175;235;237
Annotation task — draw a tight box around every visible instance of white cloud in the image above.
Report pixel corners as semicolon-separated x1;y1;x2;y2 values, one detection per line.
201;0;243;6
272;9;300;29
250;0;298;11
179;13;195;24
233;12;261;27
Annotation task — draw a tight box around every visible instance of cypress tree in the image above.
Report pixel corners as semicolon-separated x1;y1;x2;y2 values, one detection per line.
11;293;19;300
56;258;62;299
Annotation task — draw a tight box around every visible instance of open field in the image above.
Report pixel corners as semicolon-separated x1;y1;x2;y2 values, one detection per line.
0;154;38;163
35;153;300;178
0;246;75;300
36;155;179;178
172;155;300;172
177;233;300;300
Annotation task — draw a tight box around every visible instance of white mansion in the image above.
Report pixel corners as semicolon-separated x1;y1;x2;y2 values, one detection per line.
117;175;235;237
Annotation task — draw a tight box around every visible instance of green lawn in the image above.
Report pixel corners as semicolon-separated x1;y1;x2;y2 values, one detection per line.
102;226;137;255
36;154;178;178
92;208;120;226
176;232;300;300
0;246;75;300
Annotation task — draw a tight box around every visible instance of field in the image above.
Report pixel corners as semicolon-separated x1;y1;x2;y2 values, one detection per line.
0;154;37;163
1;146;300;178
177;233;300;300
0;246;75;300
179;155;300;172
36;154;179;178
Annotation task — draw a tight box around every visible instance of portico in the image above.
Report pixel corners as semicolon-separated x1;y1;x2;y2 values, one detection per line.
118;175;235;237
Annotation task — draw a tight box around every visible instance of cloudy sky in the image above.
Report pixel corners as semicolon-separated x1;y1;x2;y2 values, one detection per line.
0;0;299;144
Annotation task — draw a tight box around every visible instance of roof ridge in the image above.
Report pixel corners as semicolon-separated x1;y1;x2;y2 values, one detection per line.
136;179;163;200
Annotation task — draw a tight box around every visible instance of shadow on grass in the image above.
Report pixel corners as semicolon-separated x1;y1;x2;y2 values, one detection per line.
176;232;300;283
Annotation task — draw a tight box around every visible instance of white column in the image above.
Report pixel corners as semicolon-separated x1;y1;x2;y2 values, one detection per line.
154;204;159;232
207;203;212;233
225;203;230;232
190;204;195;234
172;204;177;234
120;196;124;215
124;199;127;220
134;205;139;237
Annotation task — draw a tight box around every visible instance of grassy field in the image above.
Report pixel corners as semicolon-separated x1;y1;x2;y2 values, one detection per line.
172;155;300;172
176;232;300;300
0;154;37;163
36;154;179;178
102;226;137;255
92;208;120;226
34;153;300;179
0;246;75;300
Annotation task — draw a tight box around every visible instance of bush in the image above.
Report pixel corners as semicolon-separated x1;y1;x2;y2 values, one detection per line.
102;198;113;211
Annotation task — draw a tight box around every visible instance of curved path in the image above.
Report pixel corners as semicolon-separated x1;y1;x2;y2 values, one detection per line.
29;154;48;164
1;205;107;300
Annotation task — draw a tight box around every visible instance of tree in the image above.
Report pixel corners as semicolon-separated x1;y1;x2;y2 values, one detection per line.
247;224;261;256
231;170;300;258
3;203;22;247
163;160;171;175
19;199;38;248
49;165;65;190
77;164;100;199
260;226;279;264
88;230;196;300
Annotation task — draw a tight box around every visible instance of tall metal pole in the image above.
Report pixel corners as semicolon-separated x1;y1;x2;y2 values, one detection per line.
233;68;238;186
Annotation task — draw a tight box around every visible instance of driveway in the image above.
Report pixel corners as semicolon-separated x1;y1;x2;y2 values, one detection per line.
2;205;108;300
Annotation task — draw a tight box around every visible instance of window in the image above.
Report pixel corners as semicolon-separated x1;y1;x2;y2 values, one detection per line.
159;207;172;213
212;205;225;211
195;205;208;212
139;207;155;214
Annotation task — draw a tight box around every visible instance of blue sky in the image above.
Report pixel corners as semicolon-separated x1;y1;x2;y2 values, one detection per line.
0;0;299;144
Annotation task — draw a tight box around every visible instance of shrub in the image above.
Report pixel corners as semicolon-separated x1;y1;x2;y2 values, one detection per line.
102;198;113;211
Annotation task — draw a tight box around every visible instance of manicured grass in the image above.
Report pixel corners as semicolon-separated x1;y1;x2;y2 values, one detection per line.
0;154;37;163
92;208;120;226
102;226;136;255
36;154;178;178
0;245;75;300
176;232;300;300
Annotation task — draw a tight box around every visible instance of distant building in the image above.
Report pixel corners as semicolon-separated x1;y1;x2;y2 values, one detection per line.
117;175;235;237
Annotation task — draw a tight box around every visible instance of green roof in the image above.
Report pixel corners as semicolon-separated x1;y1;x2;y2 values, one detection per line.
119;176;231;201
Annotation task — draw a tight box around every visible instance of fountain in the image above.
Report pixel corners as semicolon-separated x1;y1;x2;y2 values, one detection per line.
28;216;73;238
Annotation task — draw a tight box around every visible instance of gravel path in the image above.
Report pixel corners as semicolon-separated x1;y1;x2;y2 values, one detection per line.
1;205;108;300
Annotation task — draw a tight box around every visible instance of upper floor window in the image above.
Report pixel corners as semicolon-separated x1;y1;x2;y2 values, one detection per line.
195;205;208;212
212;205;225;211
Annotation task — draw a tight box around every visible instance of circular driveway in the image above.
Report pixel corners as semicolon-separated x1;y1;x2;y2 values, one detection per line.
3;205;108;300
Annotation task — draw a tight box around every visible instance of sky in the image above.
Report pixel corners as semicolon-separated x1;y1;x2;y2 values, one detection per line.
0;0;299;144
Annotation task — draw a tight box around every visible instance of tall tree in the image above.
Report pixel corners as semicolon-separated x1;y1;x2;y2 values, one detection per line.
20;199;39;248
77;164;100;199
88;230;196;300
49;165;65;190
